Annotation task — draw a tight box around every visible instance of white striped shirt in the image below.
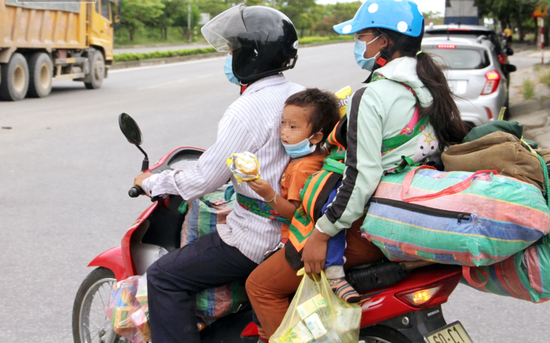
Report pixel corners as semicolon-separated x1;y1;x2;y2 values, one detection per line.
142;75;305;264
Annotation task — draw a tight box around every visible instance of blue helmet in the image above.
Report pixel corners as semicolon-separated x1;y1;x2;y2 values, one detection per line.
333;0;424;37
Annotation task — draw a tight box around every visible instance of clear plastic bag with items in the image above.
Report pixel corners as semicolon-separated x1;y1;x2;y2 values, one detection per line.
105;274;150;343
226;151;260;183
270;269;361;343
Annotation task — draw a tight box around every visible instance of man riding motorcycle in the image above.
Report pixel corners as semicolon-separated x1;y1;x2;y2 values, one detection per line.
132;4;304;343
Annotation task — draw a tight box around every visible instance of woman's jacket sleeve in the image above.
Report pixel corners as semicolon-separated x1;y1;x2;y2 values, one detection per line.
316;86;385;237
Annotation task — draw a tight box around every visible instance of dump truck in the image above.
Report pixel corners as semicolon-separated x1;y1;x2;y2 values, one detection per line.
0;0;120;101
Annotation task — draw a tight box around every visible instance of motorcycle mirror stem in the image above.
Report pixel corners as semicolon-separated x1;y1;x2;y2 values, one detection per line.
136;145;150;172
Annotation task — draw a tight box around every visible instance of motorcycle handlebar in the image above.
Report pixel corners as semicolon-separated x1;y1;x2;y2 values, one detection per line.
128;186;144;198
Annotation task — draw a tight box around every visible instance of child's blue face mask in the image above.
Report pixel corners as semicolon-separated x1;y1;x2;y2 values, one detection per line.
354;35;381;71
224;54;240;85
282;134;316;159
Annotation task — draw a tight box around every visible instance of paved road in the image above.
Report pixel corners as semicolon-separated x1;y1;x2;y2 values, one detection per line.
1;42;548;342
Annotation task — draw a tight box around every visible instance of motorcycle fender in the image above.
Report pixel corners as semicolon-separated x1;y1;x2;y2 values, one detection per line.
88;246;128;281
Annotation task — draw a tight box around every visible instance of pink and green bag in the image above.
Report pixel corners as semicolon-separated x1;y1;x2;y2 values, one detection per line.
462;236;550;303
361;166;550;267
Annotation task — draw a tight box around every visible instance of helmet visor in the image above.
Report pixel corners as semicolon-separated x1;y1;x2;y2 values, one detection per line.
201;4;247;53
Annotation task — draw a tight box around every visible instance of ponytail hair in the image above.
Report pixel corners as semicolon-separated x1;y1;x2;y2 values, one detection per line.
415;52;467;147
375;27;468;149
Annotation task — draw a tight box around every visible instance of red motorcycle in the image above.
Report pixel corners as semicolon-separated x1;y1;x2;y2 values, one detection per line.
72;113;473;343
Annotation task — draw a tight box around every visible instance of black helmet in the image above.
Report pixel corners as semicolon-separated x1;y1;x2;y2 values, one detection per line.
201;4;299;84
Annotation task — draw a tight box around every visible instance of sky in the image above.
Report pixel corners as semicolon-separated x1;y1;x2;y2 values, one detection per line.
316;0;446;17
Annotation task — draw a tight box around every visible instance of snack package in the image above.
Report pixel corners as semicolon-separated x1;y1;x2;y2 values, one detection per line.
131;307;151;342
106;276;140;316
226;152;260;183
113;306;135;330
297;294;327;320
105;275;148;343
334;86;352;118
303;313;327;339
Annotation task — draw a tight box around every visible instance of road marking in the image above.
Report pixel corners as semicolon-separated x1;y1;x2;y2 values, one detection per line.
110;57;225;73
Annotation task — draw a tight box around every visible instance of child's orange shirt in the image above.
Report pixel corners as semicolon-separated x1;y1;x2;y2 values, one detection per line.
280;152;327;239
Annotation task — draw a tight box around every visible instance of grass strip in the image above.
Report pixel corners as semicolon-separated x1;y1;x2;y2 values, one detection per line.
114;36;353;62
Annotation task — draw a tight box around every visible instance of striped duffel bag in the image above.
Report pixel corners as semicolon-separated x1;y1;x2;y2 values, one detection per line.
462;236;550;303
179;187;248;318
361;166;550;267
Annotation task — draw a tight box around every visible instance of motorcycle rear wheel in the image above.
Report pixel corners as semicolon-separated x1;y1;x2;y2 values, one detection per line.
359;326;412;343
72;267;130;343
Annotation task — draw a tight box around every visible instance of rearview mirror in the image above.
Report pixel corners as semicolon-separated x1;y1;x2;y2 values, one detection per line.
504;47;514;56
503;64;517;73
119;112;143;145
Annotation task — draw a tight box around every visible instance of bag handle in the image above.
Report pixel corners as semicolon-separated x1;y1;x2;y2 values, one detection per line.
401;166;498;203
462;266;488;288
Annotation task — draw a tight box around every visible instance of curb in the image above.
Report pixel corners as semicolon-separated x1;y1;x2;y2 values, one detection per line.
111;40;351;70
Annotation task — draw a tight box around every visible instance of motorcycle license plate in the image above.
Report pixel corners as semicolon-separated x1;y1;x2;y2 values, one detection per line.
424;321;473;343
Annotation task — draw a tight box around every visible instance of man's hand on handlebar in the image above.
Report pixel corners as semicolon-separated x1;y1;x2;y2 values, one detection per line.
134;172;153;188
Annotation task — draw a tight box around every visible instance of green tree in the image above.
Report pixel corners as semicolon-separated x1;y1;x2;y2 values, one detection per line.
281;0;318;37
423;11;444;25
312;2;361;36
197;0;234;18
122;0;165;41
474;0;538;43
145;0;177;40
172;1;202;39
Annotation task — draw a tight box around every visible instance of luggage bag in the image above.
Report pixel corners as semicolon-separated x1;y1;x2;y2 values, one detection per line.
361;166;550;267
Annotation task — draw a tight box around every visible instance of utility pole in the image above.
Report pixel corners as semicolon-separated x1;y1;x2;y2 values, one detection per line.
188;2;191;43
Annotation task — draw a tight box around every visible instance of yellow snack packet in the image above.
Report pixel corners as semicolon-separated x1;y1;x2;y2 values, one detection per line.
334;86;352;118
296;294;327;320
226;152;260;183
112;306;135;330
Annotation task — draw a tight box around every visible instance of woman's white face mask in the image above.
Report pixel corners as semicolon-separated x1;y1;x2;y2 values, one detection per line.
354;34;381;71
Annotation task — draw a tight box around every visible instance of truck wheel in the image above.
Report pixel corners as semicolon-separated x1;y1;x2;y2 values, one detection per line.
27;52;53;98
0;53;29;101
84;50;105;89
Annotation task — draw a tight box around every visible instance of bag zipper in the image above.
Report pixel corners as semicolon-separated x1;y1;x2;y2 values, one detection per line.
371;197;472;223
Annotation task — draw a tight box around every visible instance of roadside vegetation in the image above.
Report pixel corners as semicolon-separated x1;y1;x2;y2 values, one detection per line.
114;36;353;62
522;79;536;100
116;0;446;45
537;66;550;87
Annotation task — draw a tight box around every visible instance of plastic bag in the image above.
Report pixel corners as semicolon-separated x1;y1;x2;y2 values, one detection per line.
105;274;150;343
226;151;260;183
270;269;361;343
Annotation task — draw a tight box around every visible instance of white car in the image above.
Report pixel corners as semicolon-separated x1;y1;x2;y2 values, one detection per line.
422;36;516;127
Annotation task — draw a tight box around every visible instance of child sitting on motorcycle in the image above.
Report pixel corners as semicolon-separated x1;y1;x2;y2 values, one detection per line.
247;88;339;239
246;87;354;342
247;88;360;306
